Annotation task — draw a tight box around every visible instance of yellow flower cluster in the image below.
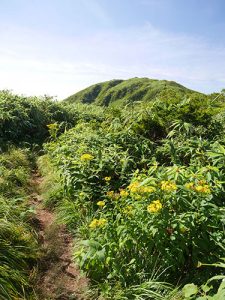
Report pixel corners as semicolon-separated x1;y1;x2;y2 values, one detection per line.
195;185;211;194
80;153;94;161
107;191;114;197
128;182;156;195
128;181;140;193
120;189;129;197
161;181;177;192
147;200;163;213
97;200;106;207
185;182;211;194
104;176;111;181
139;186;156;194
89;218;107;229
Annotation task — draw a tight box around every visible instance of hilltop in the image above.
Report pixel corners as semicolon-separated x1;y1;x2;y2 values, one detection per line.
63;77;201;106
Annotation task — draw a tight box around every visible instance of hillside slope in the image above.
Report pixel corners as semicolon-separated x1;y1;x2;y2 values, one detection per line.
63;77;200;106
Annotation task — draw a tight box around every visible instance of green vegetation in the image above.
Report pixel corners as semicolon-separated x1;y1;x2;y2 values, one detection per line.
63;77;199;106
1;79;225;299
0;90;75;147
0;148;38;299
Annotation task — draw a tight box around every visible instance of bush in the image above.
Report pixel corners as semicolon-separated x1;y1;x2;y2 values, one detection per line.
0;90;76;146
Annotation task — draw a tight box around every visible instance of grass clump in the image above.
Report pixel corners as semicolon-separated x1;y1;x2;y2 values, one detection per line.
0;148;38;299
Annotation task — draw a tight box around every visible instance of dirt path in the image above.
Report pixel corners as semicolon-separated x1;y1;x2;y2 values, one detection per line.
30;172;89;300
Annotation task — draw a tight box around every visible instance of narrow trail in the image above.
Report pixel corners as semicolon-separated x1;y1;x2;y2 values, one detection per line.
29;172;89;300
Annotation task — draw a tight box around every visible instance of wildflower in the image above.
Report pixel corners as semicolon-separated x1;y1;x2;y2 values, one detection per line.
89;218;99;229
139;186;156;194
98;218;107;227
127;181;156;199
185;181;211;194
195;185;204;192
80;153;94;161
195;185;211;194
128;181;140;193
97;200;106;207
107;191;114;198
120;189;129;197
104;176;111;181
89;218;107;229
147;200;163;213
161;181;177;192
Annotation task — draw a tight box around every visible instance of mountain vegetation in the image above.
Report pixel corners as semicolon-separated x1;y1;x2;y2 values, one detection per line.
1;79;225;299
63;77;200;106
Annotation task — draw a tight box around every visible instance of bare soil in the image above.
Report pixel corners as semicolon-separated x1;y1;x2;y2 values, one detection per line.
29;172;89;300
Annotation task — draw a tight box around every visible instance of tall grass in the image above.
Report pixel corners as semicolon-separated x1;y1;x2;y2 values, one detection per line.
0;148;38;299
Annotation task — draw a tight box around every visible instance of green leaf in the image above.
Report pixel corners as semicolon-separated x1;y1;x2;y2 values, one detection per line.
80;239;102;250
218;280;225;292
182;283;198;298
201;284;212;293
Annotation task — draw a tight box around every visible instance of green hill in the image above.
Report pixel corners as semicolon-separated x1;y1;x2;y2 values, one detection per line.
63;77;201;106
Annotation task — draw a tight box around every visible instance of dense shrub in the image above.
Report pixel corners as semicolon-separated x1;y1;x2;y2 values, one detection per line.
0;90;76;146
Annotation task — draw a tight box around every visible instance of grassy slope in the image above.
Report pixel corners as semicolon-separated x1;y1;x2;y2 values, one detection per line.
63;77;200;106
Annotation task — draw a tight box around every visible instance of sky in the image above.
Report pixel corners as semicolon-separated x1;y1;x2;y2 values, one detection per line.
0;0;225;99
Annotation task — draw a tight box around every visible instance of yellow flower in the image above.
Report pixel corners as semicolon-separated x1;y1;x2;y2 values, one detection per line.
80;153;94;161
202;185;211;193
195;185;203;192
104;176;111;181
89;218;99;229
107;191;114;197
161;181;177;192
120;189;129;197
98;218;107;227
139;186;156;194
128;181;140;193
97;200;106;207
89;218;107;229
195;185;211;194
147;200;163;213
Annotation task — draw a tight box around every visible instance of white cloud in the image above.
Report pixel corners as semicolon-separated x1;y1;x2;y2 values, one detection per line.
0;23;224;99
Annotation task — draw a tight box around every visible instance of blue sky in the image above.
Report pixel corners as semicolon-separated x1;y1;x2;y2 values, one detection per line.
0;0;225;99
